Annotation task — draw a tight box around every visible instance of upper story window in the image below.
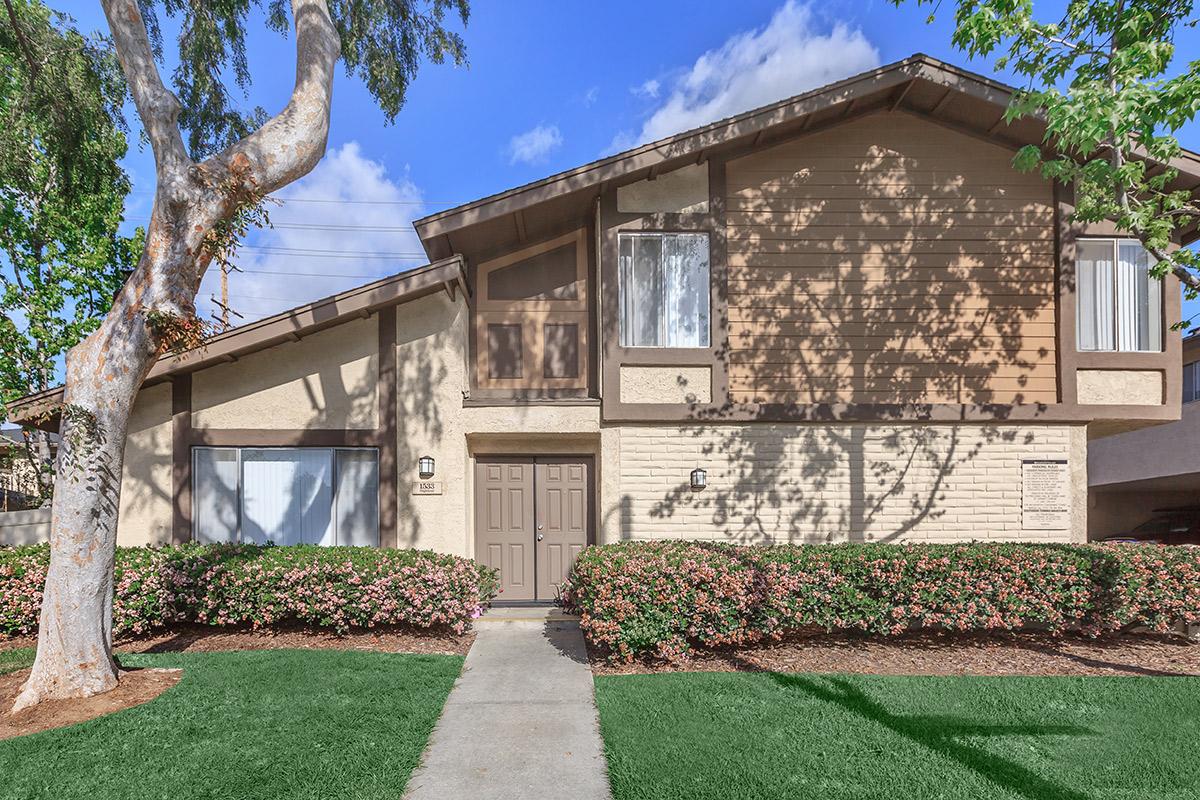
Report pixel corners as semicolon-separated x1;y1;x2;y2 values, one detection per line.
1076;238;1163;352
1185;361;1199;403
618;232;710;347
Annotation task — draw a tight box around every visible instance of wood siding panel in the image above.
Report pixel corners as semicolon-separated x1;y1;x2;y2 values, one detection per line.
724;114;1057;405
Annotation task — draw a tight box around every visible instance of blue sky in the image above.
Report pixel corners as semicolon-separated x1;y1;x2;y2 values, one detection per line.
59;0;1200;324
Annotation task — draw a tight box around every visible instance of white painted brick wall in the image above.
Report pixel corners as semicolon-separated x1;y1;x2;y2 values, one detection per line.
614;423;1085;544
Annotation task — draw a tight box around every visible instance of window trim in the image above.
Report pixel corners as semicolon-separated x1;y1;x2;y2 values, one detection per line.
617;230;713;349
1075;236;1164;354
191;445;380;546
1185;360;1200;404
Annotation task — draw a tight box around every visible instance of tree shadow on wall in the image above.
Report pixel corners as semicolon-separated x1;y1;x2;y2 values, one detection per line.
635;113;1062;543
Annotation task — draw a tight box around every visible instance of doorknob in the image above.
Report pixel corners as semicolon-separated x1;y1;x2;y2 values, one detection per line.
537;533;544;541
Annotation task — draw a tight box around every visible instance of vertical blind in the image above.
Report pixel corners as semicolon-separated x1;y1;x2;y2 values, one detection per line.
1076;239;1162;352
193;447;379;546
619;233;710;347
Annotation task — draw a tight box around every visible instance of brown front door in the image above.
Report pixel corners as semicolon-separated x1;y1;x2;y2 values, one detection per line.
475;459;536;601
474;456;591;602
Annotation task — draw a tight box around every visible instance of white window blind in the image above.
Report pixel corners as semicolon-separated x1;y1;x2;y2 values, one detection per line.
193;448;239;544
619;233;710;347
1076;239;1162;352
193;447;379;546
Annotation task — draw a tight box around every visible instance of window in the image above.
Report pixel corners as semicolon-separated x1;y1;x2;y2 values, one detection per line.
619;232;710;347
1185;361;1200;404
193;447;379;546
1076;239;1163;352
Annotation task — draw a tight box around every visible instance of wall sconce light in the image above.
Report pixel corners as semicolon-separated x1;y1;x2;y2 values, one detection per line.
690;467;707;491
418;456;435;479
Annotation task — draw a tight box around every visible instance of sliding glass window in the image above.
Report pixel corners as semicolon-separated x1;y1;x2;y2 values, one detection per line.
192;447;379;546
618;232;710;347
1076;239;1163;352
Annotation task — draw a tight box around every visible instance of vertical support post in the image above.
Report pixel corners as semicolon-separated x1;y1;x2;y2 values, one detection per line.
171;373;192;545
377;306;398;548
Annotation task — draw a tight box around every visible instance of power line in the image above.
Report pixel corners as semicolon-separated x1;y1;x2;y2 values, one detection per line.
270;222;418;232
128;189;463;206
240;245;427;259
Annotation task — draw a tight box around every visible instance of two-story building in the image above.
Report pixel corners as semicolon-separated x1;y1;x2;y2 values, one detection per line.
9;55;1196;600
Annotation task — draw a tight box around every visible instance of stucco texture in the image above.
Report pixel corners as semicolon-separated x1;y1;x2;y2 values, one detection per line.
191;317;378;430
116;383;173;546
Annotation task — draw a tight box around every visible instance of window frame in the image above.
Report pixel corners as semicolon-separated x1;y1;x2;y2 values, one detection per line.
617;230;713;349
1075;237;1164;354
191;445;380;546
1185;360;1200;404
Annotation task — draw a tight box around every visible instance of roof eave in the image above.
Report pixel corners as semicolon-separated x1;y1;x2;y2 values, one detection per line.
7;255;467;431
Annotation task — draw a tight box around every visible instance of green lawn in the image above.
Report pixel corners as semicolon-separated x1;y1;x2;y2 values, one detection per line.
0;649;461;800
595;671;1200;800
0;647;34;676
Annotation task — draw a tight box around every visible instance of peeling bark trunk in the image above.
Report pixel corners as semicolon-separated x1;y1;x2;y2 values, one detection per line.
12;0;339;714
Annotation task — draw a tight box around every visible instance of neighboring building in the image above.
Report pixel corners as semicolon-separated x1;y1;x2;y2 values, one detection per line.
1088;333;1200;539
8;55;1197;599
0;430;54;511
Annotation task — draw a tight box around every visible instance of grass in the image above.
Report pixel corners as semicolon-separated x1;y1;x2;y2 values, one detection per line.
0;649;461;800
0;647;34;676
594;671;1200;800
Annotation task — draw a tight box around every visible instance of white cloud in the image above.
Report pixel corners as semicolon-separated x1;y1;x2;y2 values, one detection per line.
611;1;879;150
197;141;428;324
582;86;599;107
507;124;563;165
633;78;660;99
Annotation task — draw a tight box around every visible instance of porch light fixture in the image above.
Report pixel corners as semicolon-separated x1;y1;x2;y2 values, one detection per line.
418;456;435;479
690;467;707;491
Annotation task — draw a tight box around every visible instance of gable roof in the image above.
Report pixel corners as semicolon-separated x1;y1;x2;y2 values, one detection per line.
414;52;1200;257
8;256;467;429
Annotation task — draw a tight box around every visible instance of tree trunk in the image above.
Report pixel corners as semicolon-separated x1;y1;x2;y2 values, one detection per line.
10;230;205;712
11;0;339;713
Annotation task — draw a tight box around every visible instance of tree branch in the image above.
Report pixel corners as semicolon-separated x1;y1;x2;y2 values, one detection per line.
99;0;189;173
2;0;40;81
203;0;340;195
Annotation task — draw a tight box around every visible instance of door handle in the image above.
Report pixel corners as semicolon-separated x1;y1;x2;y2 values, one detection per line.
537;533;544;541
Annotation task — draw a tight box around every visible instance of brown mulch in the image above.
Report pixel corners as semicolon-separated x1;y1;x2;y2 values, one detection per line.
590;631;1200;678
0;667;181;741
1;624;474;657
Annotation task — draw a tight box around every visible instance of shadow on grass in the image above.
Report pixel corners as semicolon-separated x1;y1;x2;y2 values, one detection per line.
771;673;1095;800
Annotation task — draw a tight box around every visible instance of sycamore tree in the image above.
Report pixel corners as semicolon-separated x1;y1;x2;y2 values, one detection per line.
899;0;1200;315
13;0;468;713
0;0;141;500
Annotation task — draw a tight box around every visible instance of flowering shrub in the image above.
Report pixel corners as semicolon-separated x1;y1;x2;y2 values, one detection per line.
560;541;1200;662
1;544;500;638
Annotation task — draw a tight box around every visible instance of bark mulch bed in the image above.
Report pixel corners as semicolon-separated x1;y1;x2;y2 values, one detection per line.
0;667;181;741
1;624;474;657
590;631;1200;678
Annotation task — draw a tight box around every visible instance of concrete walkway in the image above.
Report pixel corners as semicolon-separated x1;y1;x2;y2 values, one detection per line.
404;606;612;800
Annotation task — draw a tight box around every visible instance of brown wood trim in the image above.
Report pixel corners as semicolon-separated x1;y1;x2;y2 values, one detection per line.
188;429;385;447
600;399;1182;424
171;373;192;545
377;306;398;549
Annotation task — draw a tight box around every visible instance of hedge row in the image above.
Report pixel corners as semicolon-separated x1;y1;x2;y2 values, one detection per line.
559;541;1200;662
1;544;500;638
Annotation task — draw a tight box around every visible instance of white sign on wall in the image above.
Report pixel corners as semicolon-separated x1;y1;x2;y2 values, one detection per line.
1021;460;1070;530
412;481;443;496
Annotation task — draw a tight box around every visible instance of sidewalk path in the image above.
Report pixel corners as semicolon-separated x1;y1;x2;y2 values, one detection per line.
404;606;612;800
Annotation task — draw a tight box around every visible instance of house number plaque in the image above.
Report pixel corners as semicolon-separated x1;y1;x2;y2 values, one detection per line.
412;481;443;496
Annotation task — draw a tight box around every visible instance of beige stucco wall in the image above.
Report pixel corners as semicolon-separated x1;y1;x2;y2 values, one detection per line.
619;366;712;404
192;317;378;430
1076;369;1163;406
616;163;709;214
602;422;1087;545
117;382;173;546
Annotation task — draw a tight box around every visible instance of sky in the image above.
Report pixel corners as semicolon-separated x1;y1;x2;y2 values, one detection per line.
56;0;1200;327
